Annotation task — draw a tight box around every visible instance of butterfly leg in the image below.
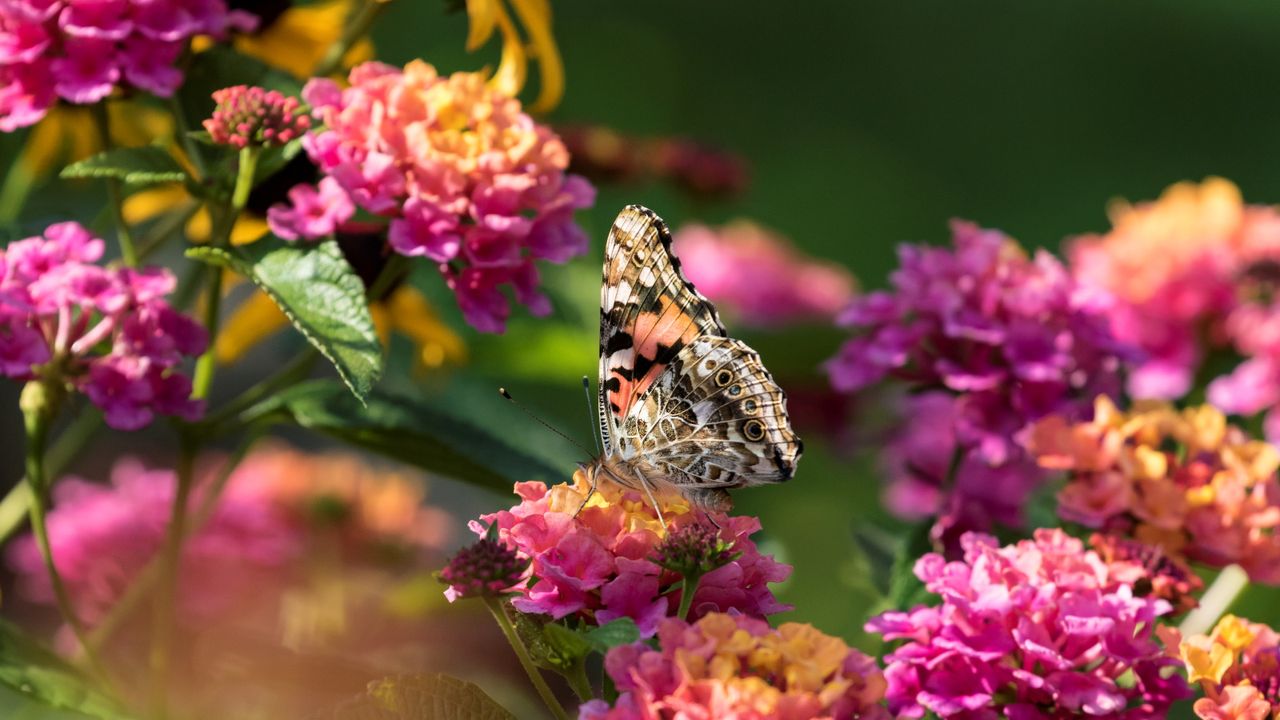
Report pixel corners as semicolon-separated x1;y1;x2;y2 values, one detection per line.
635;472;669;529
573;475;599;518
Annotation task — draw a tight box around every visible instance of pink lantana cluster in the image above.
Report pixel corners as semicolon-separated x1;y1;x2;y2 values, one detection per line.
826;221;1134;542
203;85;311;149
0;222;206;429
867;529;1189;719
6;445;452;632
462;472;791;636
672;220;856;327
0;0;256;131
268;60;595;332
580;612;889;720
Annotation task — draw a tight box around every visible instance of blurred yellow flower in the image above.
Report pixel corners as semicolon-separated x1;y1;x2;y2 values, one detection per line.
232;0;374;78
216;284;466;373
466;0;564;112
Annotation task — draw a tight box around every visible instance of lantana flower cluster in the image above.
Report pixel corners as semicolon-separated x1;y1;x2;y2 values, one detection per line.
868;529;1189;718
1029;397;1280;583
672;220;856;327
827;220;1134;541
203;85;311;149
580;612;889;720
0;0;256;131
0;222;206;429
460;471;791;636
1165;615;1280;720
268;60;595;333
6;445;451;630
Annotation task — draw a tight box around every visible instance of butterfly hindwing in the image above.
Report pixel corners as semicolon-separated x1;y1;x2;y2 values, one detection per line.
615;336;802;490
598;205;725;454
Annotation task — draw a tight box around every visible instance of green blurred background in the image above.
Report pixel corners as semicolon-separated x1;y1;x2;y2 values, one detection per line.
6;0;1280;658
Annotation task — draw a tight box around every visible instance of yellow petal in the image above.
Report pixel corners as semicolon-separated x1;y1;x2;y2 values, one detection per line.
509;0;563;111
1180;640;1234;684
234;0;369;78
1213;615;1257;652
489;8;528;99
386;287;468;368
123;186;190;227
465;0;500;51
215;291;291;364
231;214;270;245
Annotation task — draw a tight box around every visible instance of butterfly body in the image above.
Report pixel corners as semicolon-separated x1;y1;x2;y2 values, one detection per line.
585;205;802;515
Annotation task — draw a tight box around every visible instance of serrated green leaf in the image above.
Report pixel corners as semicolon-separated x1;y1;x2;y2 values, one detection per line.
887;520;936;612
323;674;514;720
188;239;382;403
0;620;132;720
584;618;639;653
60;147;187;187
257;380;564;491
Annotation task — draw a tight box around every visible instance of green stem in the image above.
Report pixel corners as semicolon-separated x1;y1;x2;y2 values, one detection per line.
564;659;593;703
313;0;388;77
148;437;195;720
677;572;704;622
88;431;261;653
19;383;111;687
91;103;140;267
366;248;409;301
0;410;102;544
196;349;317;432
167;94;206;179
0;143;35;226
482;597;569;720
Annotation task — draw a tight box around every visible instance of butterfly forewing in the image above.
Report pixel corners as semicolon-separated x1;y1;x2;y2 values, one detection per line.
595;205;802;508
598;205;726;454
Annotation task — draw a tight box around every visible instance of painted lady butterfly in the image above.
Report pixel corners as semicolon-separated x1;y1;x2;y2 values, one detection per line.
580;205;802;522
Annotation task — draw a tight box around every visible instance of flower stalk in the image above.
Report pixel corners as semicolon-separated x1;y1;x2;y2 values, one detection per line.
482;596;569;720
91;102;140;267
20;381;110;686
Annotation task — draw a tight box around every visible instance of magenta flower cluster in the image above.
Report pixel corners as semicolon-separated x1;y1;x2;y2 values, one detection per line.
826;221;1134;540
203;85;311;149
0;0;256;132
0;222;206;429
467;478;791;636
267;61;595;333
867;529;1189;718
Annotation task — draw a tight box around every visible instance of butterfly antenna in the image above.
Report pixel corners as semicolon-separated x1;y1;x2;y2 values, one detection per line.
499;387;594;458
582;376;602;456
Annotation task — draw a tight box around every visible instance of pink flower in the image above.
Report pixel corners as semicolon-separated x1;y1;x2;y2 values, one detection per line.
583;613;889;720
0;222;206;430
0;0;255;130
830;222;1135;544
266;177;355;242
867;529;1190;718
203;84;311;149
465;472;791;636
6;445;452;638
294;61;594;332
672;220;856;327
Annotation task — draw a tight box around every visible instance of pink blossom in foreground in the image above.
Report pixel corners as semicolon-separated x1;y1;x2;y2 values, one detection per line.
464;472;790;636
6;445;452;633
0;222;206;429
269;61;595;332
580;612;889;720
867;529;1189;718
672;219;856;326
828;221;1135;542
0;1;256;131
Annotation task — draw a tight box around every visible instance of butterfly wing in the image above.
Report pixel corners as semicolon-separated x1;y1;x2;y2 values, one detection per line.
617;335;802;507
598;205;726;455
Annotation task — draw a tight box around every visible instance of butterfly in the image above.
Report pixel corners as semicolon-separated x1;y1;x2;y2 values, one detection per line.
579;205;802;524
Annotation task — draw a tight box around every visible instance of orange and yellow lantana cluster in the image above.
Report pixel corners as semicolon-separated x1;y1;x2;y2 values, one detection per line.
1030;397;1280;582
1164;615;1280;720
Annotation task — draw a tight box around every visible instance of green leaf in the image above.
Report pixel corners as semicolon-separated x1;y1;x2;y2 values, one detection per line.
537;623;592;672
187;238;382;403
323;674;514;720
60;147;188;187
886;520;937;612
584;618;640;652
256;381;564;491
0;620;132;719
